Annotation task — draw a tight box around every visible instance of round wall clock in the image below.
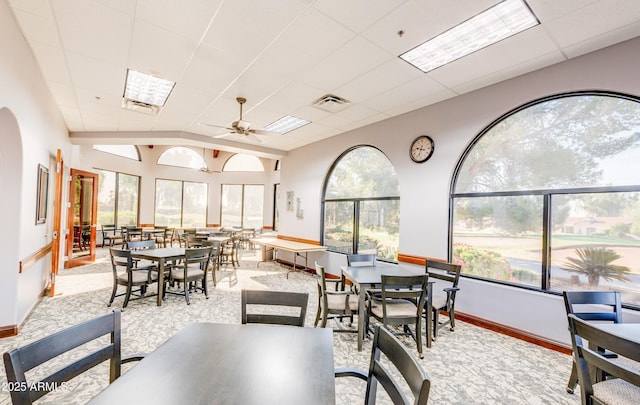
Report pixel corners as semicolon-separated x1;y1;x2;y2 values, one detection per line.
410;135;434;163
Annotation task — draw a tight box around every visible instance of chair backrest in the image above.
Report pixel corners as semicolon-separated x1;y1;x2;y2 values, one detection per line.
347;253;376;267
425;260;461;307
110;248;134;272
184;234;203;248
315;262;329;296
184;247;212;270
379;275;429;320
241;290;309;327
366;325;431;405
102;224;117;235
567;314;640;404
3;310;125;405
127;239;156;251
563;291;622;323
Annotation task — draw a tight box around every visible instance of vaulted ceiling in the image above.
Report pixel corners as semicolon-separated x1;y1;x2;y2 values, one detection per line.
8;0;640;157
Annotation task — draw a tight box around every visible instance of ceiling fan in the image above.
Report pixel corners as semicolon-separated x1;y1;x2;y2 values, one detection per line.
200;97;279;143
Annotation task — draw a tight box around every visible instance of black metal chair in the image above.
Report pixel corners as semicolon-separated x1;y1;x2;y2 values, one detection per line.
567;313;640;404
367;274;429;358
314;262;358;330
425;260;461;339
563;290;628;394
241;289;309;327
3;309;143;405
108;248;158;308
335;325;431;405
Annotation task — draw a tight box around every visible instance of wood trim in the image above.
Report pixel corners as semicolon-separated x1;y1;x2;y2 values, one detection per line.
262;225;273;230
19;242;53;274
0;324;18;338
397;253;446;265
455;311;572;355
276;235;320;245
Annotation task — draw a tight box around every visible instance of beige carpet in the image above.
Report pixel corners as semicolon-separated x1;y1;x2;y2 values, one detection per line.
0;248;579;404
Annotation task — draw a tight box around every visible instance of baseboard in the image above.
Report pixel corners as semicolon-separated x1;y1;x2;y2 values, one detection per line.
0;287;48;339
454;311;572;355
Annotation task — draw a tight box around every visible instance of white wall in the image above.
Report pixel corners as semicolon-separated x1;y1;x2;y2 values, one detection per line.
0;0;71;329
281;36;640;347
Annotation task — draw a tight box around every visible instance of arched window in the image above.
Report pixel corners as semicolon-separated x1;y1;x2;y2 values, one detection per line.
93;145;140;161
322;146;399;262
451;91;640;307
223;154;264;171
157;147;206;169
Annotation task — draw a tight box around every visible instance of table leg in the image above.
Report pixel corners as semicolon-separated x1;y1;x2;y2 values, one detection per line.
357;282;365;351
157;259;165;306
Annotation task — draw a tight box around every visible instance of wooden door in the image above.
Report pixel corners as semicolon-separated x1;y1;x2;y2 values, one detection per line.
65;169;98;268
49;150;64;295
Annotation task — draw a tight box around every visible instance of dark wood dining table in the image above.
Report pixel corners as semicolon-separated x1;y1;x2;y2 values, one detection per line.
86;323;335;405
340;262;431;351
130;247;185;306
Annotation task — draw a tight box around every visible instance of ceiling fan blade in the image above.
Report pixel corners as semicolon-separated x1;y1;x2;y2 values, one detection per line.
213;132;234;139
250;129;280;136
199;122;234;131
245;133;262;143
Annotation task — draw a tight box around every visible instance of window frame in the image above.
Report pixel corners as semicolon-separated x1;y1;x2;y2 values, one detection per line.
449;90;640;309
321;145;400;262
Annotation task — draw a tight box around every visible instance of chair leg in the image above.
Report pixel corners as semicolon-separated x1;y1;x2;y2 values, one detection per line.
566;362;578;394
123;287;133;308
416;320;423;359
202;277;209;299
184;282;190;305
108;284;118;307
314;299;322;327
449;309;456;331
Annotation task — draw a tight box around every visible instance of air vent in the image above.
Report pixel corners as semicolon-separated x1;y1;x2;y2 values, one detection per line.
312;94;350;113
121;98;160;115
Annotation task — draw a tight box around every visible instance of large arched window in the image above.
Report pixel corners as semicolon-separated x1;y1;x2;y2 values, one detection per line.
451;91;640;307
322;146;400;262
157;147;206;170
223;154;264;171
93;145;140;161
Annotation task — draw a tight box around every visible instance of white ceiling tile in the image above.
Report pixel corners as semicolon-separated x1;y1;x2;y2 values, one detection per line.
135;0;223;42
311;0;406;33
12;8;61;48
65;54;124;95
28;41;73;86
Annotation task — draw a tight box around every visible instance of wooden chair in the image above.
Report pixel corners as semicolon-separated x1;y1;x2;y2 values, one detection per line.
314;262;358;330
3;309;143;405
108;248;158;308
347;253;376;267
425;260;461;339
123;226;143;243
166;247;212;304
202;239;222;287
567;313;640;405
153;226;173;247
101;224;123;247
367;274;429;358
241;290;309;327
220;237;240;268
563;290;628;394
335;325;431;405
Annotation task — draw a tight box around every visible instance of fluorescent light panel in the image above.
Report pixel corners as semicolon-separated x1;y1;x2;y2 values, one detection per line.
123;69;175;106
264;115;310;134
400;0;539;73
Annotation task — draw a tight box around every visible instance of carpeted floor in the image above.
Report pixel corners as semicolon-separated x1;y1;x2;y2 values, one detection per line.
0;247;580;404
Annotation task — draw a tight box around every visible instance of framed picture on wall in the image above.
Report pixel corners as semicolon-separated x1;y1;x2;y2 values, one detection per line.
36;164;49;224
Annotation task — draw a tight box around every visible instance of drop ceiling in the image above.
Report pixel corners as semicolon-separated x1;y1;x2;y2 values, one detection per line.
7;0;640;157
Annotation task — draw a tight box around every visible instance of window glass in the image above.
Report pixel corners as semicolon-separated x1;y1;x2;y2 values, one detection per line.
221;184;264;228
550;192;640;305
157;147;206;169
221;185;243;227
96;169;139;227
223;154;264;171
243;185;264;229
451;92;640;307
323;146;399;261
93;145;140;161
154;179;206;227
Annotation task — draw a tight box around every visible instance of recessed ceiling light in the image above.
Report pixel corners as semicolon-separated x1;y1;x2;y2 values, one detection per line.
263;115;311;134
123;69;175;107
399;0;539;73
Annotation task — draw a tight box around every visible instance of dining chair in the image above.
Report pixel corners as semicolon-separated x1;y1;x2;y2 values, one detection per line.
567;313;640;405
367;274;429;358
335;325;431;405
124;226;143;243
166;247;212;304
101;224;123;247
241;289;309;327
562;290;637;394
108;248;158;308
201;239;222;287
347;253;377;267
425;260;462;340
220;237;240;268
314;262;358;330
3;309;144;405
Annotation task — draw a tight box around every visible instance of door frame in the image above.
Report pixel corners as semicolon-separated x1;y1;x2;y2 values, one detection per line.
65;168;98;268
49;150;64;296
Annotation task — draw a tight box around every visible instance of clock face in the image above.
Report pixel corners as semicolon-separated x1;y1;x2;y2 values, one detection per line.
410;136;434;163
